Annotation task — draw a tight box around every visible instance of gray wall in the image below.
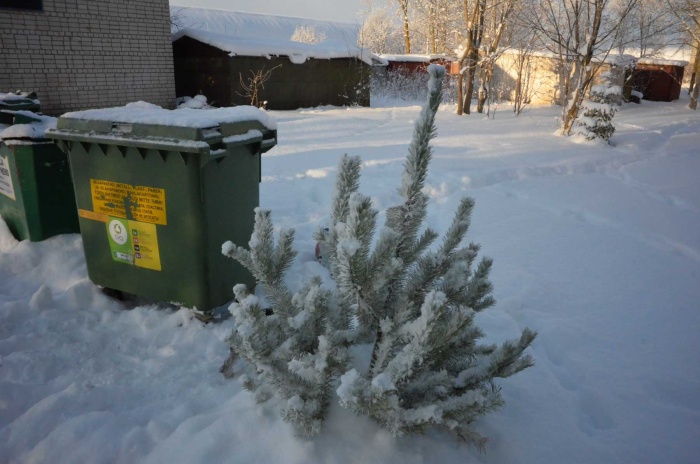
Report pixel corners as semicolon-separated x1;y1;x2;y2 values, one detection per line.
0;0;176;115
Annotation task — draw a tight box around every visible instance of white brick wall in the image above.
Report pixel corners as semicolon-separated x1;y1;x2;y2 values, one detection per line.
0;0;176;115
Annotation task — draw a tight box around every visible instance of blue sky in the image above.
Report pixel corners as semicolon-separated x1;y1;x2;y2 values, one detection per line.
169;0;365;23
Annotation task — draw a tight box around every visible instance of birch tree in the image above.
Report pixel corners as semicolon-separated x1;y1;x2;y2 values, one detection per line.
455;0;520;115
397;0;413;53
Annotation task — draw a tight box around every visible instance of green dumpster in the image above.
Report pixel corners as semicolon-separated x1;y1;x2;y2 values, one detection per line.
0;105;80;241
47;104;277;312
0;92;40;125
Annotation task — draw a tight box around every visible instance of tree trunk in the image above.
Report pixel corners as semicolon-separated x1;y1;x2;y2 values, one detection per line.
477;66;492;114
457;67;465;115
477;84;487;113
562;100;579;134
400;1;411;54
690;49;700;109
562;85;584;135
369;329;383;371
514;55;526;114
463;52;478;115
688;43;700;94
429;1;436;54
464;68;474;115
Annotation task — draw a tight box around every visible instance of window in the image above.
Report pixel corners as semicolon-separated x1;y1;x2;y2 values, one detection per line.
0;0;42;10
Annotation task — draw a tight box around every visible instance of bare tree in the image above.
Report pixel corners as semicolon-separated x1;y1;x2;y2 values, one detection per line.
666;0;700;109
456;0;486;115
504;13;543;114
237;65;281;108
170;7;185;32
614;0;680;57
475;0;519;113
528;0;638;134
359;7;403;54
455;0;519;115
410;0;462;54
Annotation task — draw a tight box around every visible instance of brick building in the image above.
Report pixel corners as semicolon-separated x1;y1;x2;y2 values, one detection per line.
0;0;176;115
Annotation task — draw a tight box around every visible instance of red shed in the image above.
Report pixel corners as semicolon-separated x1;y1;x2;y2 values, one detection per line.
634;58;689;102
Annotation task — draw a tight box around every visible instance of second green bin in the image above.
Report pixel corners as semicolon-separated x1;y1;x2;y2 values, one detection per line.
48;105;277;312
0;108;79;241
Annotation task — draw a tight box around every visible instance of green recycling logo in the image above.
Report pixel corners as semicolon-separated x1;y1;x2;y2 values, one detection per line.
107;218;133;264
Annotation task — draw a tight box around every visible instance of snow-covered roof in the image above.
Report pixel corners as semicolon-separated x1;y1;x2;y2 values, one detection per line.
170;6;359;44
174;28;384;66
497;48;637;66
637;57;690;67
497;47;693;69
496;48;559;59
601;54;637;67
379;54;456;63
56;101;277;130
170;6;387;66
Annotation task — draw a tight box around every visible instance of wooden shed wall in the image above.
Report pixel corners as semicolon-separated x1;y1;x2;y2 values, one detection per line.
173;37;370;110
173;37;232;108
633;64;685;102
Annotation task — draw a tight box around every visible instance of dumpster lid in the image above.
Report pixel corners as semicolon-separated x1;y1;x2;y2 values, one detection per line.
0;92;40;110
47;102;277;154
56;101;276;131
0;111;56;144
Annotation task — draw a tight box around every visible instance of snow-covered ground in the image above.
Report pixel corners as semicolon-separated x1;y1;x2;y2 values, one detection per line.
1;94;699;463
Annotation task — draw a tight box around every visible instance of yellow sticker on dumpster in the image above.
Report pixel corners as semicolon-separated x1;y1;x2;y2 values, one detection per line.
106;217;162;271
91;179;167;225
78;209;109;223
131;221;161;271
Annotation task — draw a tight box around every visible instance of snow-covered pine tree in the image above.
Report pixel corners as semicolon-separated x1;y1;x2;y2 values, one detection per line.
322;64;536;448
221;210;352;437
223;64;535;446
574;71;621;143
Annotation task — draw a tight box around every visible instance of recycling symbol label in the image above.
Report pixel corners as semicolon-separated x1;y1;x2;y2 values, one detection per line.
109;220;129;245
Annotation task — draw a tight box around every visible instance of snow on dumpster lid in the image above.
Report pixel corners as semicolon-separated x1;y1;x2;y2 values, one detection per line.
0;111;56;142
59;101;277;131
48;102;277;155
0;92;40;105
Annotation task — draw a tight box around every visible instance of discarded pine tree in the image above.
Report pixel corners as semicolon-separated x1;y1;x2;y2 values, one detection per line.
223;64;536;448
